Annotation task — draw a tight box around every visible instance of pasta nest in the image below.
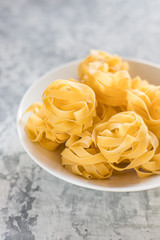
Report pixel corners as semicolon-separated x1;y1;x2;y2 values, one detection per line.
127;82;160;139
78;50;129;79
25;102;68;150
79;52;131;107
41;79;96;135
61;132;113;179
92;111;159;177
82;70;131;107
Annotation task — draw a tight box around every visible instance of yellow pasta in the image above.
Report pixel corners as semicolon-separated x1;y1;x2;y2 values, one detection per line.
25;79;96;150
132;76;153;92
24;50;160;180
78;50;130;107
78;50;129;79
127;89;160;139
25;102;68;150
91;103;119;128
92;111;159;177
61;132;113;179
131;76;160;106
81;69;131;106
42;79;96;135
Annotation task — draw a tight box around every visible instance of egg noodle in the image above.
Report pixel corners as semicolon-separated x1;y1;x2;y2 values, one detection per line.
24;50;160;179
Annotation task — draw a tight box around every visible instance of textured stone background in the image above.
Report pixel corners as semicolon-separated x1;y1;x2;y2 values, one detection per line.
0;0;160;239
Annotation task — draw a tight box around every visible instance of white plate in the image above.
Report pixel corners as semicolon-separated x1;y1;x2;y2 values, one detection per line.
17;59;160;192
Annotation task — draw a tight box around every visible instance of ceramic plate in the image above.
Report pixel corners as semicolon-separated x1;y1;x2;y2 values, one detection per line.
17;59;160;192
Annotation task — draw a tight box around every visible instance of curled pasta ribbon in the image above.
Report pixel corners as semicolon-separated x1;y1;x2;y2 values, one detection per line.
132;76;160;102
78;50;130;106
42;79;96;136
132;76;153;92
61;133;113;179
78;50;129;79
93;111;159;176
91;103;118;128
82;70;131;106
127;89;160;139
86;103;122;136
134;152;160;178
25;102;69;151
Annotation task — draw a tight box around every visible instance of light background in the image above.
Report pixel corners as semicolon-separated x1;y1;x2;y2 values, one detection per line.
0;0;160;239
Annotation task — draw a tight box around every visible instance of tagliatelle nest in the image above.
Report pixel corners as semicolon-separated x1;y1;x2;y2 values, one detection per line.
92;111;159;177
61;132;113;179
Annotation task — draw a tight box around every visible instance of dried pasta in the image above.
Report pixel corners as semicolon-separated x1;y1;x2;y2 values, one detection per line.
61;132;113;179
24;50;160;179
78;50;129;79
79;50;131;106
25;102;68;150
127;88;160;139
92;111;159;177
25;79;96;148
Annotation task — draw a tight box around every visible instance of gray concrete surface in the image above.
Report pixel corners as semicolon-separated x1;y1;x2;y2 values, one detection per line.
0;0;160;239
